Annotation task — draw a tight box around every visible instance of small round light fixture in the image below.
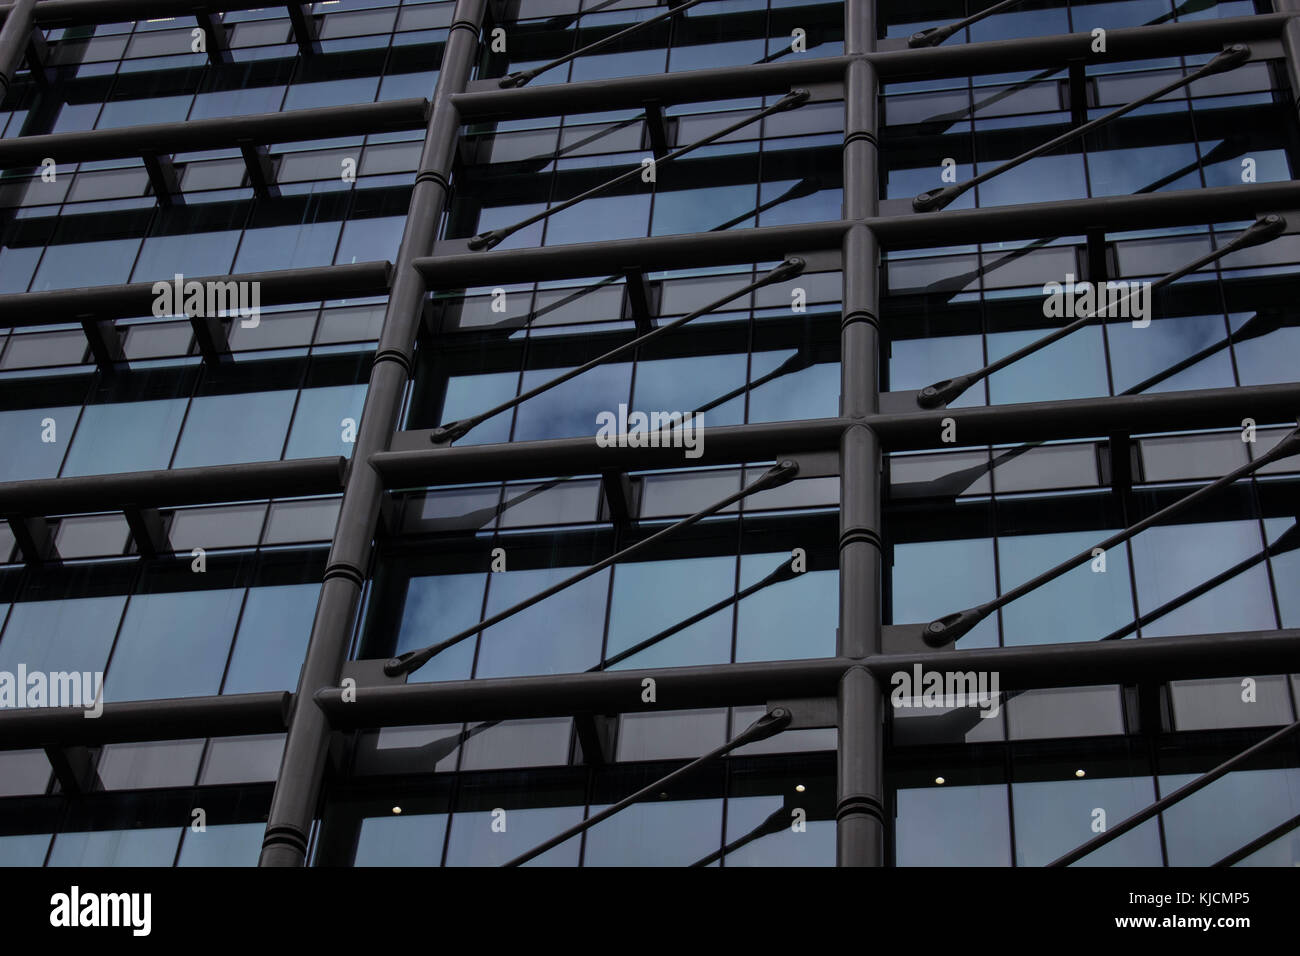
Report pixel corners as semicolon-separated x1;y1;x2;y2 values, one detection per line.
1075;769;1086;778
934;776;946;785
392;806;403;814
795;784;806;793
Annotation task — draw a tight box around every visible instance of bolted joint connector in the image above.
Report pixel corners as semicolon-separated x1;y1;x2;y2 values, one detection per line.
430;418;475;444
468;229;507;251
923;608;988;648
908;24;958;48
1234;213;1287;249
913;184;964;213
498;69;537;89
761;256;807;286
756;458;801;492
744;706;794;743
1200;43;1251;77
917;373;977;410
383;653;415;677
1267;424;1300;462
775;88;812;112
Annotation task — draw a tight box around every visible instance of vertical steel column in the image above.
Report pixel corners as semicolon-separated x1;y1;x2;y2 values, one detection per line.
0;0;37;97
1277;0;1300;121
836;0;885;865
259;0;487;866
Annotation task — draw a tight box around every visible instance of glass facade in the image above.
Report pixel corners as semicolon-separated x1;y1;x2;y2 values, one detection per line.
0;0;1297;871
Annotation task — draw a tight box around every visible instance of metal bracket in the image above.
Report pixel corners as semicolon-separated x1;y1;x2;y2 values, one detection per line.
44;745;101;794
643;103;672;158
622;268;659;334
78;316;126;374
195;13;232;67
189;311;231;367
287;4;321;57
775;448;840;478
340;657;410;688
7;515;58;565
124;506;171;558
25;28;49;84
882;623;932;656
238;141;280;200
599;469;639;526
768;696;837;729
142;153;185;208
575;713;617;765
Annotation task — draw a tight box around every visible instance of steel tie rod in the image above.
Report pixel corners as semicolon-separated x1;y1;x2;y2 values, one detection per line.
501;707;792;866
384;459;801;677
430;256;805;443
914;213;1286;409
468;89;811;250
922;424;1300;646
912;44;1252;213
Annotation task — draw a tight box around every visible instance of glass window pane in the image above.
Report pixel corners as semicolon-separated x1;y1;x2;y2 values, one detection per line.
222;584;319;694
61;400;187;476
172;390;297;468
48;828;180;866
177;822;265;867
105;589;243;702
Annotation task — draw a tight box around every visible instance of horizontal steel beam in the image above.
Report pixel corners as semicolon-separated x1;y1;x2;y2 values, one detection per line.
868;629;1300;690
0;456;346;516
379;418;846;485
0;260;391;327
871;13;1289;81
0;98;428;169
449;16;1286;122
455;57;852;121
415;183;1300;287
319;659;849;727
0;691;290;751
871;182;1300;250
315;628;1300;726
377;383;1299;486
418;222;848;288
0;0;275;28
872;382;1300;452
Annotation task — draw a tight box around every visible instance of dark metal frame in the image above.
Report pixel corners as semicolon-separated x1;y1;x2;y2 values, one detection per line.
0;0;1296;867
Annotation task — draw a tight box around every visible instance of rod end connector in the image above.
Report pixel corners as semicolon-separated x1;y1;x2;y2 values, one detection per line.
468;230;506;251
923;608;987;647
917;374;975;409
913;185;962;213
430;419;474;444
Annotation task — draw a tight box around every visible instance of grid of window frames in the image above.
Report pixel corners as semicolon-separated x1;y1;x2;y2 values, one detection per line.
0;0;1297;868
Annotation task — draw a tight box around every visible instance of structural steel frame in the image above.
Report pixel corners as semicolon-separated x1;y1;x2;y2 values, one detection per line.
0;0;1296;867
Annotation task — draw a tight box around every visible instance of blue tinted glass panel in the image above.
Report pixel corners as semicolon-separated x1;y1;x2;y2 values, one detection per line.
606;556;735;669
284;385;368;459
61;400;187;477
105;589;243;702
172;390;297;468
444;807;583;866
48;828;180;866
475;567;609;678
222;584;320;694
354;813;448;866
394;573;487;683
176;823;265;866
0;407;78;482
